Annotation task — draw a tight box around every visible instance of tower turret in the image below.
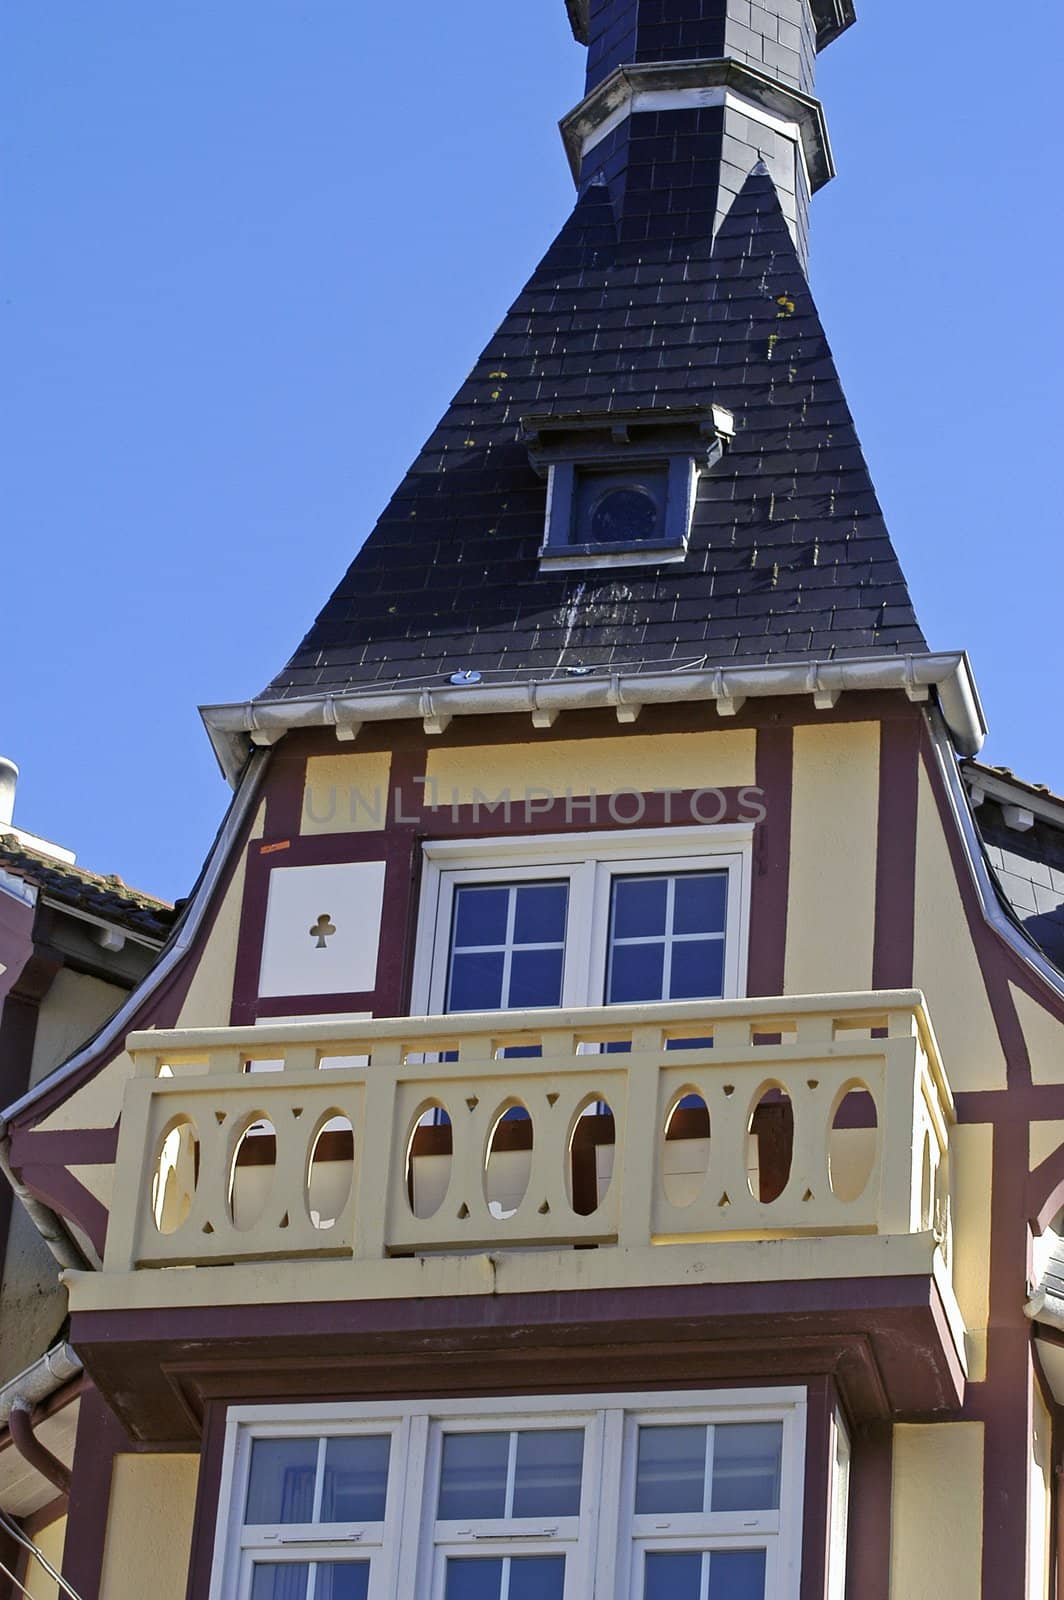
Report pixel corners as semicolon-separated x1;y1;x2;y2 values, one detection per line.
561;0;854;266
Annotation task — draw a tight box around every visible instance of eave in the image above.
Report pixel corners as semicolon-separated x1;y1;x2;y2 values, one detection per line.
202;650;987;788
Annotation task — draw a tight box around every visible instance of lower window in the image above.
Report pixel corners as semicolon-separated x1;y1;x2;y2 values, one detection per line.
211;1390;806;1599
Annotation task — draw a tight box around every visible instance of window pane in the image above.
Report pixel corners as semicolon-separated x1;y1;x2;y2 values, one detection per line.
316;1565;371;1600
635;1426;707;1514
438;1432;509;1519
643;1552;702;1599
509;1556;566;1598
508;947;564;1009
445;1559;503;1600
245;1438;317;1525
321;1435;390;1522
454;887;510;948
250;1565;309;1600
512;884;567;945
611;877;668;939
711;1423;783;1512
707;1549;767;1600
608;941;665;1004
669;938;725;1001
512;1430;583;1517
449;951;505;1012
673;873;727;936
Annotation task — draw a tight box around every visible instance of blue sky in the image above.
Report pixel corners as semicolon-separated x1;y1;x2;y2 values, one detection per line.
2;1;1061;903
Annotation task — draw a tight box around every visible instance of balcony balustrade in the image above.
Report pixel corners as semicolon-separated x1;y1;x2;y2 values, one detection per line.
101;992;953;1282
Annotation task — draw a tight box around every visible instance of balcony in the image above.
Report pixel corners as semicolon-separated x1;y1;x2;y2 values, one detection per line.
92;991;954;1290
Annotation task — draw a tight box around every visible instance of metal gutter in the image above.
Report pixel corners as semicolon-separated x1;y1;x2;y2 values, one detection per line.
0;1345;81;1429
202;650;987;789
0;749;269;1134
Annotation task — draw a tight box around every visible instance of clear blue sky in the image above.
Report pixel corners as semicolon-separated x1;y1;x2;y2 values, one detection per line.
2;2;1061;903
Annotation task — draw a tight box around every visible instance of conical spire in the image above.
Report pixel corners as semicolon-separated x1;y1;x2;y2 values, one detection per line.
260;157;924;703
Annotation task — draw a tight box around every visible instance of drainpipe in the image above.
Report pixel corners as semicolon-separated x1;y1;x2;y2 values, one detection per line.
7;1403;69;1495
0;1137;87;1274
0;1344;82;1496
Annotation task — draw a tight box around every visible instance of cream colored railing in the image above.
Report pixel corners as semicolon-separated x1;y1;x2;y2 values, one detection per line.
103;992;953;1274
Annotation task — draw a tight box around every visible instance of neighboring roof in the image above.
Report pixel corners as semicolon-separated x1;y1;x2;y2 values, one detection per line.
961;762;1064;974
0;835;173;946
260;168;926;703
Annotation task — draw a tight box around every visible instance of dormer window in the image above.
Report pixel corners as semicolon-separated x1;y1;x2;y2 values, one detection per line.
521;404;734;570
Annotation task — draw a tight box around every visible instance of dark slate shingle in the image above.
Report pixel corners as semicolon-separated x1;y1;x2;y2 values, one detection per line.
260;167;925;702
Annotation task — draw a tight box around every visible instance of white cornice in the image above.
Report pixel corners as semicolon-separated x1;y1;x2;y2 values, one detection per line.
201;651;987;788
558;57;834;190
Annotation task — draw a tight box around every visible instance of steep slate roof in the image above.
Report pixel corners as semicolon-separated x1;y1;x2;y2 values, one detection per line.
262;164;925;702
0;836;173;945
962;762;1064;975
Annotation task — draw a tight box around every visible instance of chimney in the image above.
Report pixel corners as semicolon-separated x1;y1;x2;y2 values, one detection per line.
561;0;854;266
0;758;17;829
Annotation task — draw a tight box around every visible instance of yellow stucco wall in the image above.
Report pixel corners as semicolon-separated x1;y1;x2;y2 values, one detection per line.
21;1515;66;1600
98;1453;199;1600
30;969;125;1088
1013;982;1064;1087
1031;1378;1052;1600
303;752;394;834
425;728;757;804
174;820;256;1028
891;1423;984;1599
912;769;1007;1091
950;1123;993;1382
784;722;879;994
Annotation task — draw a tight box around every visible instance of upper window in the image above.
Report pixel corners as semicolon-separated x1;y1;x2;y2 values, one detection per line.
411;827;751;1018
520;404;734;570
210;1390;807;1600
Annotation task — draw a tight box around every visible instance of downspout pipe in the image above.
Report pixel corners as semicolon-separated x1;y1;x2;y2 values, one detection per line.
0;1343;82;1497
7;1403;69;1496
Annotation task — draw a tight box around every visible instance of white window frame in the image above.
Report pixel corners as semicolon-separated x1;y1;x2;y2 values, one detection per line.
209;1387;805;1600
219;1413;409;1600
410;826;753;1018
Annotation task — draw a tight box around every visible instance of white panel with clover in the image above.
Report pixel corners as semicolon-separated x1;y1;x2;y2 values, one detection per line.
257;860;387;998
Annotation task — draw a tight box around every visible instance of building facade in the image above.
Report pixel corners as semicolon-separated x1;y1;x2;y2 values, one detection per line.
0;759;170;1595
3;3;1064;1597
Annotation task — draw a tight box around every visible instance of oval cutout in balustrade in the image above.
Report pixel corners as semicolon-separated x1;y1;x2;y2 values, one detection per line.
828;1084;878;1203
662;1091;711;1209
152;1116;199;1235
484;1102;533;1221
920;1129;935;1231
307;1113;355;1231
229;1115;277;1232
747;1083;794;1204
567;1096;615;1218
405;1102;452;1220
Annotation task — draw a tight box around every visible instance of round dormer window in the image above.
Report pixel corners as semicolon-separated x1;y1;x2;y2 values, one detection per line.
589;482;661;544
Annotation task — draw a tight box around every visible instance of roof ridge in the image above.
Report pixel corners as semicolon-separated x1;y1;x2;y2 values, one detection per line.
0;834;172;912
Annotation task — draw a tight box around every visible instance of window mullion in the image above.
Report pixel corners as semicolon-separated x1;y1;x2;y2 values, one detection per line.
312;1436;326;1524
663;875;676;1001
704;1424;715;1516
592;1409;627;1600
699;1551;711;1600
504;1430;518;1519
501;889;517;1007
395;1415;431;1600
